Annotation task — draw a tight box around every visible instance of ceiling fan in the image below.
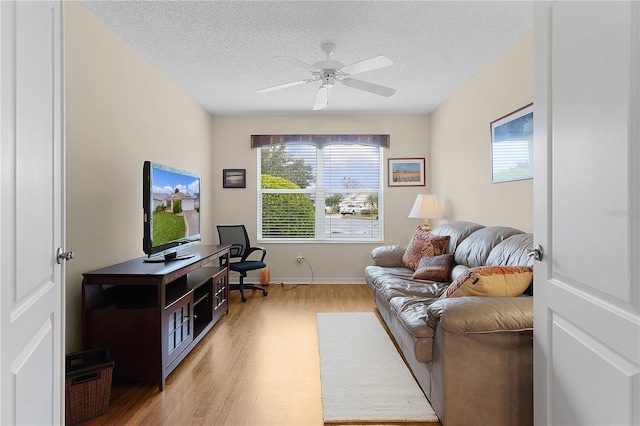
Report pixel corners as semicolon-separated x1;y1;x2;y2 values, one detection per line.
257;42;396;110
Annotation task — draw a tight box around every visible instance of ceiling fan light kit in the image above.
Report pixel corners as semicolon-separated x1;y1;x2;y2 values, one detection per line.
257;42;396;111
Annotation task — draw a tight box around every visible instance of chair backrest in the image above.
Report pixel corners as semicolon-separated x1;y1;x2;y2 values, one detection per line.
217;225;250;260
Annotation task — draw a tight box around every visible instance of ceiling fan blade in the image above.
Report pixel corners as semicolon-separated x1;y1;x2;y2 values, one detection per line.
257;79;313;93
341;56;393;76
313;85;331;110
277;56;319;72
341;78;396;97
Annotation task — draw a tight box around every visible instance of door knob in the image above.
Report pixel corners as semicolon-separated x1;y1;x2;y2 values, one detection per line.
527;244;543;261
56;247;74;264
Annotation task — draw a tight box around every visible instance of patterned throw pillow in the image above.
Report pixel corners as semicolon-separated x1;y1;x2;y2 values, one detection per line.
401;228;450;271
440;265;533;298
412;253;454;281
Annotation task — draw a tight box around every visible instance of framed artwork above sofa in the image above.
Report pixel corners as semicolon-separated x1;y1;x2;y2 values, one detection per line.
490;103;533;183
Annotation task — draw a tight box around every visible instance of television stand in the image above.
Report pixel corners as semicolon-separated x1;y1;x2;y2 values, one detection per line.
81;245;230;390
142;251;196;263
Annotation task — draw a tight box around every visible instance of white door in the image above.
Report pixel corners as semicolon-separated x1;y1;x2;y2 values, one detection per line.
1;1;66;425
533;2;640;425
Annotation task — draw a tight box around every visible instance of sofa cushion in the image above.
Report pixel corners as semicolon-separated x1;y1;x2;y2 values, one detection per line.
440;265;533;298
402;228;450;271
412;254;454;281
486;233;535;267
365;265;449;299
450;264;471;282
389;296;438;362
430;221;485;254
453;226;524;267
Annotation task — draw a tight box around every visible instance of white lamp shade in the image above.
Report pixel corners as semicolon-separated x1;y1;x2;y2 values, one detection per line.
408;194;443;219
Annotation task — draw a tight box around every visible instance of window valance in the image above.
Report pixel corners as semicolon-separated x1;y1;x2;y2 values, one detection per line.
250;134;390;149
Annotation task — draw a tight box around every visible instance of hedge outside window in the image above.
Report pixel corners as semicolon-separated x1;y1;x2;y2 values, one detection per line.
256;138;385;242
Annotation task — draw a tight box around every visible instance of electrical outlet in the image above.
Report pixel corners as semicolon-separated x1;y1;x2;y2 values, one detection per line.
296;253;303;263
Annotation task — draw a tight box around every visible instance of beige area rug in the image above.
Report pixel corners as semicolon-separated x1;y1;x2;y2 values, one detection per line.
317;312;439;424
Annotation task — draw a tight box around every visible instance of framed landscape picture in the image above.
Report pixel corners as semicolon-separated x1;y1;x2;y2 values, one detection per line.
223;169;246;188
490;103;533;183
388;158;425;187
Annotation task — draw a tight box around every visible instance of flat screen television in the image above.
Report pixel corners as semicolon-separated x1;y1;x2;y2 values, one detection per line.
143;161;201;262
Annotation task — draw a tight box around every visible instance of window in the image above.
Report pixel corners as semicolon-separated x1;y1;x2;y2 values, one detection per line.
257;142;384;242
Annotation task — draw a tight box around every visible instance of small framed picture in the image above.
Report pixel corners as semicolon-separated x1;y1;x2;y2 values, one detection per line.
223;169;246;188
388;158;425;187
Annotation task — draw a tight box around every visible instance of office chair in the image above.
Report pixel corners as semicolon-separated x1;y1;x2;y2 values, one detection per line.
217;225;268;302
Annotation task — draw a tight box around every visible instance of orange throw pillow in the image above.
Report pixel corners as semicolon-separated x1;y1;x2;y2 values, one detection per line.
440;266;533;298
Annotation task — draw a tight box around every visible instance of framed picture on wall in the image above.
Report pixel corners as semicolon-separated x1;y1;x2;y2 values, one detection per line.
490;103;533;183
388;158;425;187
223;169;246;188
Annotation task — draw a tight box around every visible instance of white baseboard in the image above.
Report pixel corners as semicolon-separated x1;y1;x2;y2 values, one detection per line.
228;278;366;285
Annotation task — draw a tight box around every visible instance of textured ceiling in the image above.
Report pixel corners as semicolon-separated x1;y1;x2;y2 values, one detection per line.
81;1;532;115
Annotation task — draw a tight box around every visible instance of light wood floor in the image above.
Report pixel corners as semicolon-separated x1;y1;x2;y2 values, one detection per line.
83;284;441;426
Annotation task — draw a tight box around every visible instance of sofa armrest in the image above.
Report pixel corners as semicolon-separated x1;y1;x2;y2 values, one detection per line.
426;296;533;334
371;244;406;267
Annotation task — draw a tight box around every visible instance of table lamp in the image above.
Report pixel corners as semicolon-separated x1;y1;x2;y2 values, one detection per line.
408;194;443;231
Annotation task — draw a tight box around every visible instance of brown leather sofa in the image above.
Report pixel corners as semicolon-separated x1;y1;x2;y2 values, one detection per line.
365;221;533;426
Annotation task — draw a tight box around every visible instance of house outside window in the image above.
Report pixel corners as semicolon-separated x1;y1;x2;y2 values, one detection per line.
255;135;386;243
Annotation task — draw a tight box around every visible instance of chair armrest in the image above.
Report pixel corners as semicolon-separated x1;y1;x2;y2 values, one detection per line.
371;245;406;267
426;296;533;334
244;246;266;262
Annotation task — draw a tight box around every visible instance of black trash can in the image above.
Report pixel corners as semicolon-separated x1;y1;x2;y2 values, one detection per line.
65;348;114;425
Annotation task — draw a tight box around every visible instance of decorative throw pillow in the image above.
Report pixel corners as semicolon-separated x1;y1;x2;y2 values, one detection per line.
440;265;533;298
401;228;450;271
412;254;454;281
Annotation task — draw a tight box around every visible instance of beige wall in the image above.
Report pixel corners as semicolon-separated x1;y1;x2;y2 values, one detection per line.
64;2;214;351
430;31;534;232
211;115;430;284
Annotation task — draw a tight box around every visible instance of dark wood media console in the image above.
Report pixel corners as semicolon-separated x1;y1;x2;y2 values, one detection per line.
81;245;230;390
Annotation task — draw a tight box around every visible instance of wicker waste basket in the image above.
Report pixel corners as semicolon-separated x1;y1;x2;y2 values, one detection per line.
65;348;114;425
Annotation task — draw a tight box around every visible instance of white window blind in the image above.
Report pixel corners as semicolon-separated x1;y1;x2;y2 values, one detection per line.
258;144;383;242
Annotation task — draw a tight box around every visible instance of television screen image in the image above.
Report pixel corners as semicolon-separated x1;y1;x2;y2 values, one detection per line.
143;161;201;261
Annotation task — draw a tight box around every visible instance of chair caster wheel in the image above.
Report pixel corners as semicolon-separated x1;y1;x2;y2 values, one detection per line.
263;291;268;297
241;297;247;302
